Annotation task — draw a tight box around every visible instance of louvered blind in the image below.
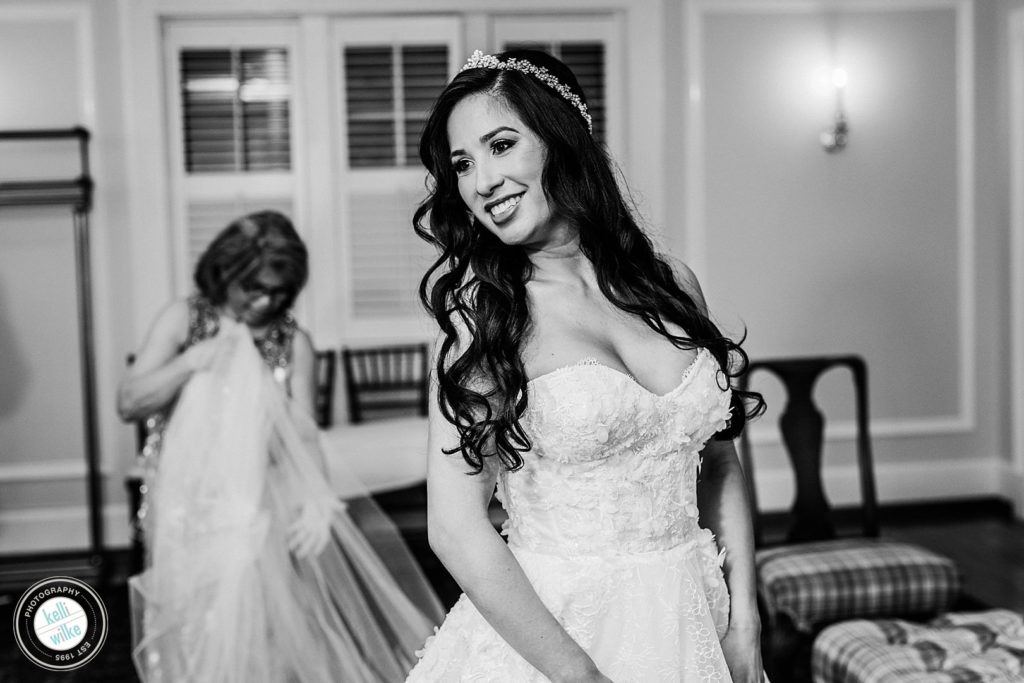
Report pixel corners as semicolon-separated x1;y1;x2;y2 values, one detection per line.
349;190;436;316
186;197;295;270
344;44;448;167
504;42;605;145
345;46;394;168
402;45;448;164
180;48;292;172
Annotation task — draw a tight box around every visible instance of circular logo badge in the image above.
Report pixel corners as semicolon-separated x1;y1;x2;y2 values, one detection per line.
12;576;108;671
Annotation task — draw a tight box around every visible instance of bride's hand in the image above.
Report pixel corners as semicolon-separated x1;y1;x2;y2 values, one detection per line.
285;496;344;559
721;621;766;682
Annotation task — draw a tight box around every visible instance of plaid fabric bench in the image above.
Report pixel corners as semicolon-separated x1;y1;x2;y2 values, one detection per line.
812;609;1024;683
758;538;961;633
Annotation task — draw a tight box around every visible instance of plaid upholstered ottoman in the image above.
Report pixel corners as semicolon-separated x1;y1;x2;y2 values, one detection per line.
812;609;1024;682
758;539;961;633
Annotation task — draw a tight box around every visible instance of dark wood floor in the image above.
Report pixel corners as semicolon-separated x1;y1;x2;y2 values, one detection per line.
884;500;1024;614
0;497;1020;682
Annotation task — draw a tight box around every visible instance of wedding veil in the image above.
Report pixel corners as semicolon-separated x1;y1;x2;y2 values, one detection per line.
129;321;443;682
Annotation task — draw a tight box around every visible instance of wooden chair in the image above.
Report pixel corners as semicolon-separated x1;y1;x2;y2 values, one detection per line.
340;343;429;423
338;343;467;602
311;349;337;429
123;353;148;575
738;355;961;682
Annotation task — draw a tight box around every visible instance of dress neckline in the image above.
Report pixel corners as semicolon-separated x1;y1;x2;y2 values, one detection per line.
527;347;709;399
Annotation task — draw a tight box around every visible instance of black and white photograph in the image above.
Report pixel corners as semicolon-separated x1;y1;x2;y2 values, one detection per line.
1;1;1022;682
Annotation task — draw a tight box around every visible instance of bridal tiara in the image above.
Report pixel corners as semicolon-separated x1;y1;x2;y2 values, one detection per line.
460;50;593;133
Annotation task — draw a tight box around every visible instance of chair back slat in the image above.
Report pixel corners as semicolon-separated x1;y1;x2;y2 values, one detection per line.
778;373;832;543
341;343;429;423
738;354;879;548
313;349;337;428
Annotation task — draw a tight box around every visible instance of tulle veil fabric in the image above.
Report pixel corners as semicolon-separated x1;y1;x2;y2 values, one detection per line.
129;321;443;682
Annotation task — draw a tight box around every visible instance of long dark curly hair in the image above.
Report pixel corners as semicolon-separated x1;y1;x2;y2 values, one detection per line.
415;50;764;473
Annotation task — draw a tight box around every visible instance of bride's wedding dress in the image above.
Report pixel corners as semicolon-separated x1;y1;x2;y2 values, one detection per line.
407;348;737;682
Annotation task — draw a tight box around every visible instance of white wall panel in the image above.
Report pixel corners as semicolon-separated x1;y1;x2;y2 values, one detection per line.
688;1;973;443
0;3;100;552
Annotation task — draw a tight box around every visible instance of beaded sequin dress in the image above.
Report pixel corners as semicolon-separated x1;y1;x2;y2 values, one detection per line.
132;294;295;525
129;297;442;683
406;347;736;682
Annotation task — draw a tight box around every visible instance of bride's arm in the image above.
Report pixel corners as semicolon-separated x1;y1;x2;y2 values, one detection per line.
675;259;764;680
425;372;611;683
696;439;762;640
697;439;767;683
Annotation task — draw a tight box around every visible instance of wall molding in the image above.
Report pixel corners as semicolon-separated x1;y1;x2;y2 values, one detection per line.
0;460;110;483
752;455;1002;512
747;413;976;445
0;0;123;486
0;3;97;212
1008;8;1024;516
684;0;976;441
0;459;117;483
0;504;130;554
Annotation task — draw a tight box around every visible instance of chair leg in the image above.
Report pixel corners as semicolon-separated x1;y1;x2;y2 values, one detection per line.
125;476;145;575
763;614;814;683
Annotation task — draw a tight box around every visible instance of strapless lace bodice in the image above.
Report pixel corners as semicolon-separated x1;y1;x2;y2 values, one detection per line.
408;346;738;682
497;347;732;556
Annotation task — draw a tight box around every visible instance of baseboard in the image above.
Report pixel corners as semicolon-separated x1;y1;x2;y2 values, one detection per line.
752;456;1004;512
999;463;1024;517
759;494;1013;531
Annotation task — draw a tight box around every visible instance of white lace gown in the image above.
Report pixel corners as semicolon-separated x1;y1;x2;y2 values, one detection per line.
406;348;736;682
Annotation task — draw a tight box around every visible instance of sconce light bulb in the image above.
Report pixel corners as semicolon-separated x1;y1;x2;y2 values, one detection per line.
832;68;848;90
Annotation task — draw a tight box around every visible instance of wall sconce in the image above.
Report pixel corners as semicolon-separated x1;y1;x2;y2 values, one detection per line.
820;67;849;153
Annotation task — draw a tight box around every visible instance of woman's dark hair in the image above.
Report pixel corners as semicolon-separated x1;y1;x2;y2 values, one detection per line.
415;49;764;473
194;209;308;313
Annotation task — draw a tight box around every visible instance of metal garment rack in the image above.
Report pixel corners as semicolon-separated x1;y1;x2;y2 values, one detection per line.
0;127;104;583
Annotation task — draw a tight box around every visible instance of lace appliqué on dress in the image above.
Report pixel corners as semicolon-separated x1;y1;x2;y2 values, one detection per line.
407;347;736;682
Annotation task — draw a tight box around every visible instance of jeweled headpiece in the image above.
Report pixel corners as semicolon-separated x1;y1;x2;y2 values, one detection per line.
460;50;593;133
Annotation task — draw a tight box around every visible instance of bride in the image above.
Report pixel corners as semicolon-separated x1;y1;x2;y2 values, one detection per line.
118;210;442;682
406;51;768;682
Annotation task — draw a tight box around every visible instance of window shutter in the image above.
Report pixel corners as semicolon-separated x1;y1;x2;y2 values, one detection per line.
344;46;396;168
348;189;435;317
239;49;291;171
561;44;605;143
344;44;449;168
180;47;292;173
337;27;457;327
181;50;236;172
401;45;448;164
